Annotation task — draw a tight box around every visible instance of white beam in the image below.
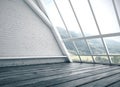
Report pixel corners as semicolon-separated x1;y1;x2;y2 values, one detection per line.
24;0;72;62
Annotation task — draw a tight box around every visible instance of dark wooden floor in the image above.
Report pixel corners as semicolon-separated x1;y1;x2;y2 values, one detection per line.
0;63;120;87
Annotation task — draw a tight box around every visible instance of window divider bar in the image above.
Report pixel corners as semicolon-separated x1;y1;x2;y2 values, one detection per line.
72;41;82;62
87;0;112;65
53;0;71;38
63;32;120;41
54;0;82;62
112;0;120;30
69;0;95;63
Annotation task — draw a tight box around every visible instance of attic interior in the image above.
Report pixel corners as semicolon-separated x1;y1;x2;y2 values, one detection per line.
0;0;120;87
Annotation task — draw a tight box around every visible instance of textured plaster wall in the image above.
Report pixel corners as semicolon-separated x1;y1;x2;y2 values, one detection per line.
0;0;63;58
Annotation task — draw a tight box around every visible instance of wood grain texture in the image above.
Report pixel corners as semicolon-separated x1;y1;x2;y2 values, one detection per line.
0;63;120;87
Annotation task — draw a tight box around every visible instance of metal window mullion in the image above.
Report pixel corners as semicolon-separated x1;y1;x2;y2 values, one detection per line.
63;32;120;42
54;0;82;62
37;0;73;61
72;41;82;62
53;0;71;38
110;54;120;56
84;39;95;63
112;0;120;29
73;54;120;56
69;0;95;63
88;0;112;64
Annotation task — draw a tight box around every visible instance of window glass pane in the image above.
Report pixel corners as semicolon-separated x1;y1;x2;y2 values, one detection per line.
94;56;109;63
55;0;82;37
71;56;80;62
110;56;120;64
41;0;69;39
56;27;69;39
87;38;106;55
71;0;99;36
64;41;80;62
90;0;120;34
74;40;91;55
104;36;120;55
80;56;93;62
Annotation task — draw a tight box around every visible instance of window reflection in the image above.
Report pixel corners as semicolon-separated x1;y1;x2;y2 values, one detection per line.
74;40;91;55
87;38;106;55
94;56;109;63
56;27;69;39
80;56;93;62
104;36;120;55
64;41;80;62
110;56;120;64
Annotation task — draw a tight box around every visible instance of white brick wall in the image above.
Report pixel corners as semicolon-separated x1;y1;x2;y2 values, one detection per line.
0;0;63;57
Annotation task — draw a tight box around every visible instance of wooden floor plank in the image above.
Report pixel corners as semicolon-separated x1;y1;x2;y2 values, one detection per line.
0;64;104;86
78;72;120;87
17;66;116;87
0;63;97;79
47;69;120;87
107;80;120;87
0;63;91;78
0;63;73;75
3;66;119;87
0;63;66;72
0;63;119;87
